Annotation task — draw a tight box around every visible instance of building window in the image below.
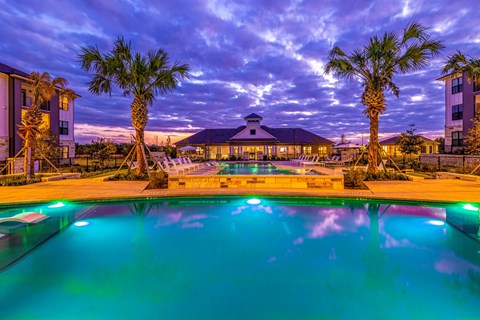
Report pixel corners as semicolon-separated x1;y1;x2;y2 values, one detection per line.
452;104;463;120
303;146;312;154
475;95;480;117
60;95;69;110
452;131;463;147
279;147;286;153
22;90;27;106
59;121;68;135
61;146;69;159
250;129;256;135
474;78;480;92
318;146;327;155
452;77;463;94
40;100;50;111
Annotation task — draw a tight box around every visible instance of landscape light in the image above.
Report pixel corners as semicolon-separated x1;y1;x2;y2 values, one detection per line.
74;221;89;227
48;202;65;208
247;198;261;205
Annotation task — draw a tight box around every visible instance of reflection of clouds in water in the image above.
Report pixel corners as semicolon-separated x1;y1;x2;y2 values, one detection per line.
382;232;415;249
293;237;304;245
154;211;213;229
435;253;480;277
155;212;183;227
183;214;210;223
262;206;273;214
354;213;368;227
308;214;343;239
182;222;204;229
231;206;248;215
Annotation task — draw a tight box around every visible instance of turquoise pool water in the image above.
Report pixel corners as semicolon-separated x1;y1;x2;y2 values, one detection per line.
0;197;479;319
218;162;294;175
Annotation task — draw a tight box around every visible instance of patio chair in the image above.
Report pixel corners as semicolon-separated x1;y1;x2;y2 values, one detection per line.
301;156;320;166
0;212;49;224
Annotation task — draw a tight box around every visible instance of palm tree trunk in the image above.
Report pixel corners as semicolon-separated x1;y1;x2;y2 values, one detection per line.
367;112;380;173
23;131;35;178
131;95;148;175
362;87;386;174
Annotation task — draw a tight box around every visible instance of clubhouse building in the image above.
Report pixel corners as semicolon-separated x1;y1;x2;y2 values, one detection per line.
175;113;334;160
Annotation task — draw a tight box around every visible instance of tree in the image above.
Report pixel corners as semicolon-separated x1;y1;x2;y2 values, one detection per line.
397;124;424;160
325;22;443;173
464;115;480;155
36;128;61;169
442;51;480;84
79;37;190;175
89;138;117;169
435;137;445;154
17;72;76;178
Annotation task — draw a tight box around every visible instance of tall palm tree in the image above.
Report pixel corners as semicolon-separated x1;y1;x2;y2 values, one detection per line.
78;37;190;175
17;72;74;178
325;22;443;173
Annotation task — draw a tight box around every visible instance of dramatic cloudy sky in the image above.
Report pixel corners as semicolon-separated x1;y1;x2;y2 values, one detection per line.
1;0;480;144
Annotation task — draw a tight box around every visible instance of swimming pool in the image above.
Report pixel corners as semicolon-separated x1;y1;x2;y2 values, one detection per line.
1;197;479;319
217;162;310;175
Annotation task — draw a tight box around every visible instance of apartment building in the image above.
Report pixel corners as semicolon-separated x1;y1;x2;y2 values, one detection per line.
438;72;480;152
0;63;76;165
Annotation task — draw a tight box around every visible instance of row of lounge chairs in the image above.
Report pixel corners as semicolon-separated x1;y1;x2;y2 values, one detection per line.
291;155;352;167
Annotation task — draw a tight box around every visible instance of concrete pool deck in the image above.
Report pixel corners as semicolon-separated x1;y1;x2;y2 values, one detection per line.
1;177;480;205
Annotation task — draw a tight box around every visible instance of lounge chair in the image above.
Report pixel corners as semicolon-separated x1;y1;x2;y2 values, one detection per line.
301;156;320;166
0;212;50;226
292;155;311;165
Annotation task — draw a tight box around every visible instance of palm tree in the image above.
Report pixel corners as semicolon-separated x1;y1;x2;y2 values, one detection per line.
78;37;190;175
442;50;480;83
17;72;74;178
325;22;443;173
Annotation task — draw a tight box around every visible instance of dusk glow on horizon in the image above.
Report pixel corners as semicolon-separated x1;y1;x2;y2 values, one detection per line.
1;0;479;144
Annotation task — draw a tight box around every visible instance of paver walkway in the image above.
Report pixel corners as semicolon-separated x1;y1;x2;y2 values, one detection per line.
1;176;480;205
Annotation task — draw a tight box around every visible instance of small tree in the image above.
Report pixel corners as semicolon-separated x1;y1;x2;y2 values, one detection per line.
89;138;117;169
464;115;480;155
435;137;445;154
397;124;424;161
36;128;60;170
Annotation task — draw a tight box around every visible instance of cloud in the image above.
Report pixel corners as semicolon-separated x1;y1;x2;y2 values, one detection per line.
1;0;479;144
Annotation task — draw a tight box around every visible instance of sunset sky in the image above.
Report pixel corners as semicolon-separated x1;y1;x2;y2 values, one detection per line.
1;0;480;145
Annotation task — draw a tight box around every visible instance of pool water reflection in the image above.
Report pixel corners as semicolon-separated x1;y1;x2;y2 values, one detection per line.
0;197;479;319
217;162;293;175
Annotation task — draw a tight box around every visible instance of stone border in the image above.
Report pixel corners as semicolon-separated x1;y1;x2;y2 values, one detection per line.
168;174;344;190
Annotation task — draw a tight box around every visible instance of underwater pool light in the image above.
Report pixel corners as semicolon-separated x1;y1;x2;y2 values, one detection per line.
426;220;445;226
462;204;478;211
48;202;65;209
247;198;262;205
74;221;89;227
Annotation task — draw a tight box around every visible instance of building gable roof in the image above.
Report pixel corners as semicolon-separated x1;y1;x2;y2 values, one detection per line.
380;135;437;145
176;126;334;146
230;125;276;141
244;113;263;120
0;62;29;78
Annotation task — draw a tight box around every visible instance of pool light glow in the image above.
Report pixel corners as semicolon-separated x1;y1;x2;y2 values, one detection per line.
426;220;445;226
48;202;66;208
247;198;262;205
74;221;89;227
462;204;478;211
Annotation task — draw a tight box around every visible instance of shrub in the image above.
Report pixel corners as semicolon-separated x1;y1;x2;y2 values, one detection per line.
344;169;367;189
108;171;148;181
0;175;43;186
147;171;168;189
364;171;408;181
